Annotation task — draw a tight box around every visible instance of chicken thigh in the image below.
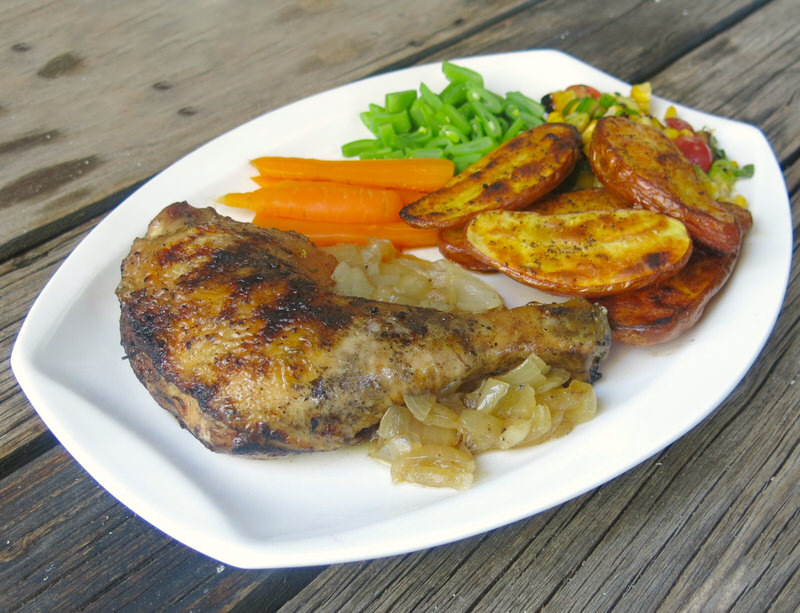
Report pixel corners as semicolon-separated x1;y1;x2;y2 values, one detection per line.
117;202;610;455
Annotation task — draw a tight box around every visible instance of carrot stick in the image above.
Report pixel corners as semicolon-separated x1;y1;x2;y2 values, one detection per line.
395;188;429;205
219;180;405;224
251;214;439;248
250;176;428;206
250;157;455;192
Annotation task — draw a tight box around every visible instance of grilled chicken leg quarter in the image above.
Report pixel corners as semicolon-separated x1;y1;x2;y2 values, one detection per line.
117;202;611;456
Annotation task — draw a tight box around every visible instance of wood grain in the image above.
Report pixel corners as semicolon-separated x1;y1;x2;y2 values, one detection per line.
0;0;529;259
0;0;797;610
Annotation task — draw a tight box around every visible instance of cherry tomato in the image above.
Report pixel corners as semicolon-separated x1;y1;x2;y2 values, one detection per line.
673;135;714;172
664;117;695;133
566;84;602;99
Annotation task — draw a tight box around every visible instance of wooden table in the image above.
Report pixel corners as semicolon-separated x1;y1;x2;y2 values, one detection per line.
2;1;798;610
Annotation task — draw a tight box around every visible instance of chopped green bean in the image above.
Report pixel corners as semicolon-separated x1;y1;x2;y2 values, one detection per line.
442;61;484;86
377;122;397;147
440;81;468;106
385;89;417;113
470;99;503;139
438;103;472;135
466;83;505;114
505;91;545;117
409;98;436;131
446;136;497;157
341;138;383;157
439;123;469;144
501;117;526;142
342;61;547;167
407;148;445;159
452;153;484;173
419;82;444;110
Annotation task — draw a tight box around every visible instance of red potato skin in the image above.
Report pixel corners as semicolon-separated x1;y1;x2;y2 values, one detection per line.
589;116;751;255
437;225;497;272
438;188;632;272
465;209;694;298
400;123;581;229
530;187;634;215
595;245;739;345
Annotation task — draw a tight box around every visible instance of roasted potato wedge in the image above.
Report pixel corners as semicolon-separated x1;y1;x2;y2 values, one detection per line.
438;188;632;272
437;226;496;272
465;209;693;297
400;123;581;229
596;247;739;345
589;116;750;254
531;187;633;215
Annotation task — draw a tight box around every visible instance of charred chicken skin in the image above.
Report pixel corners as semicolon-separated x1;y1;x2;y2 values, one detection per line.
117;202;610;456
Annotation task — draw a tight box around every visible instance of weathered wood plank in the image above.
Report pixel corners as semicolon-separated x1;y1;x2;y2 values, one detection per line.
438;0;772;83
0;0;779;261
0;0;530;259
1;0;798;610
0;448;321;611
0;215;98;472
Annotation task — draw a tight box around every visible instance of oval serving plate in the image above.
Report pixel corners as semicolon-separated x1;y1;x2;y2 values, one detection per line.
11;49;791;569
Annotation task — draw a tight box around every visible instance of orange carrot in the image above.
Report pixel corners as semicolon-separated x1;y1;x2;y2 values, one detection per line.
219;180;405;224
251;176;428;206
395;188;429;205
251;214;439;248
250;157;455;192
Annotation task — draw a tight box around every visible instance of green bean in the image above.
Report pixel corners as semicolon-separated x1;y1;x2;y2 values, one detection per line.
442;61;484;86
342;61;547;168
385;89;417;113
505;91;545;117
419;82;443;110
341;138;383;158
438;103;472;135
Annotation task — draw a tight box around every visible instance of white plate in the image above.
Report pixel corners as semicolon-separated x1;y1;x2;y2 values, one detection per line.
11;50;791;569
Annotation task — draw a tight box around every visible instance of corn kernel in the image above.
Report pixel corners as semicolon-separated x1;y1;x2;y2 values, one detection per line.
664;128;679;139
631;82;651;114
551;90;575;113
581;119;597;152
665;105;678;119
732;194;748;208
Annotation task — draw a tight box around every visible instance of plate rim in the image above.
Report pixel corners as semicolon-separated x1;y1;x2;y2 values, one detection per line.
10;48;792;569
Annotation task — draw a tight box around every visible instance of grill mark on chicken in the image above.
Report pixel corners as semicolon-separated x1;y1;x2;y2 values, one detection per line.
117;202;610;456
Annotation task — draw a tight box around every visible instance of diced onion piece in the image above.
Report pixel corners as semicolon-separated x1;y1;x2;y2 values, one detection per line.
472;377;511;413
520;403;554;445
459;409;505;453
412;421;460;447
544;380;597;425
324;238;502;312
371;433;420;462
331;261;374;298
404;392;436;422
496;353;549;386
534;367;571;393
377;404;414;439
499;418;532;449
391;444;476;489
494;384;537;420
423;402;461;429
